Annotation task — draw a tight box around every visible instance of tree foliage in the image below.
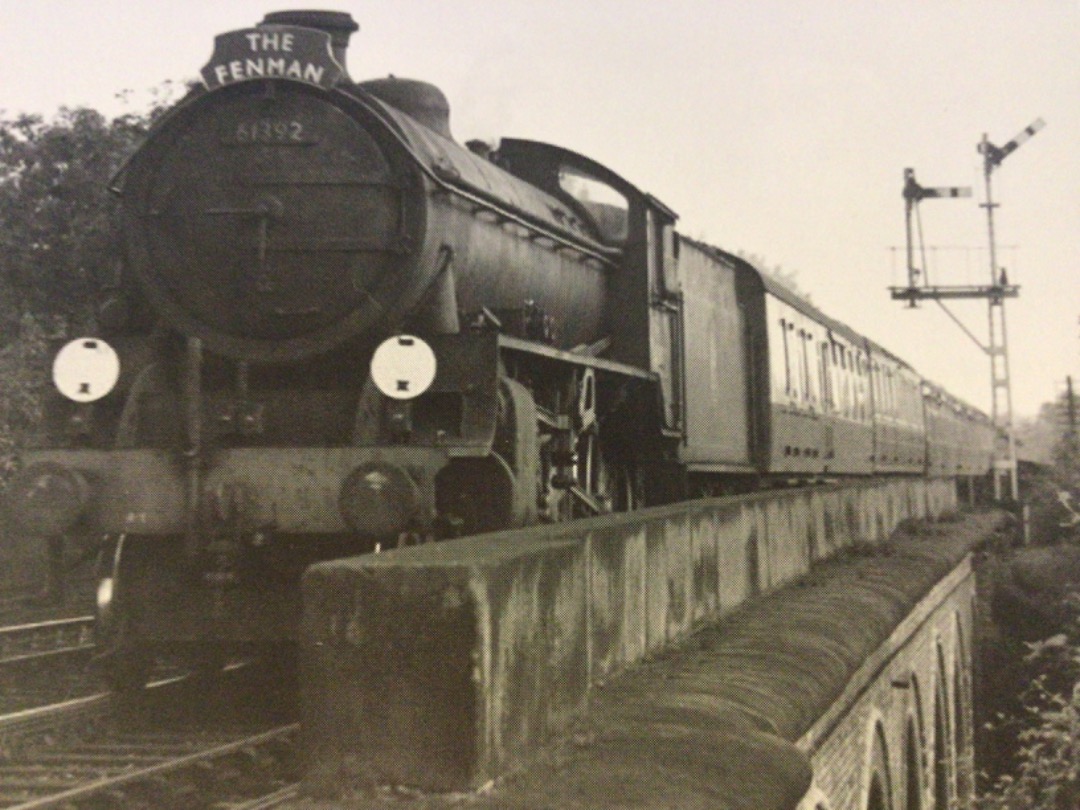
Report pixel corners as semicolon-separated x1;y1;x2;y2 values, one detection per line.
0;93;178;479
0;106;151;338
979;604;1080;809
733;250;812;302
0;315;47;482
1015;388;1079;469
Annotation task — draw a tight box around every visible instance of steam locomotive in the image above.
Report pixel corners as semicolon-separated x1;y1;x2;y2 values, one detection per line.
4;10;993;687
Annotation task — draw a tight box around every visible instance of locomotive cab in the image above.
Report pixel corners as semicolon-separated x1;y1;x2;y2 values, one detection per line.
496;139;684;407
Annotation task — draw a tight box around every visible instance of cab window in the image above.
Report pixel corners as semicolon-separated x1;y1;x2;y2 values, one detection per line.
558;167;629;244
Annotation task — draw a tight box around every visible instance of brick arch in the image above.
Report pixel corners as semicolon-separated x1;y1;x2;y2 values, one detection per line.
903;715;923;810
899;671;927;810
908;672;927;755
952;611;973;803
933;643;954;809
867;772;889;810
863;714;894;810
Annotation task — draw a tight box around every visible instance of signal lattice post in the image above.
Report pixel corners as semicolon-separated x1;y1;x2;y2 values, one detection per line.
890;119;1045;502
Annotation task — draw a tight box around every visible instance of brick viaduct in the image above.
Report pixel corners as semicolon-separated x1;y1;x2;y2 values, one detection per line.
798;543;975;810
297;478;986;809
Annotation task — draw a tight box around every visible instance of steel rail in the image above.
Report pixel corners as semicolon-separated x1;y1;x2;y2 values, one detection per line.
2;723;298;810
0;617;95;665
219;783;302;810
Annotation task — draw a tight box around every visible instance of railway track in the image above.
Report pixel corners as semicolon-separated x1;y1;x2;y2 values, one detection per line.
0;616;95;665
0;617;100;715
0;671;300;809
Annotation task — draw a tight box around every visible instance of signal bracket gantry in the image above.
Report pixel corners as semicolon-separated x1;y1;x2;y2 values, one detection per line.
888;118;1045;503
889;168;983;306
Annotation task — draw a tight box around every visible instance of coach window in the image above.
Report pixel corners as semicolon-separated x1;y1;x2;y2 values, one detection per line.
800;329;813;405
806;332;819;405
871;363;882;416
820;343;832;410
558;167;628;244
872;366;880;414
830;343;846;416
843;349;854;419
852;354;860;419
839;346;851;418
857;355;869;421
795;330;803;403
792;327;803;400
792;324;804;403
779;318;792;397
782;319;802;403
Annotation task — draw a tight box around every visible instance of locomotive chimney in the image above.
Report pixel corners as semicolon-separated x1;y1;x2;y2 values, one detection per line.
260;10;359;77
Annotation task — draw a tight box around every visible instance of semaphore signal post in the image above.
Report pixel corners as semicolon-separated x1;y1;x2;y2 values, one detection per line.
891;118;1045;502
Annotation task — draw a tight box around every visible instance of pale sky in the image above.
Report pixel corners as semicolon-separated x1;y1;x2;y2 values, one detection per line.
2;1;1077;418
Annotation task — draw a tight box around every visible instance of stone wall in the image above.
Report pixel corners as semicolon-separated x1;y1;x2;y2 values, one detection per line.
301;477;957;795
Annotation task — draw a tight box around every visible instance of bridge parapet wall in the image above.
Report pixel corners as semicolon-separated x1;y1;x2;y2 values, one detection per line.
301;477;957;795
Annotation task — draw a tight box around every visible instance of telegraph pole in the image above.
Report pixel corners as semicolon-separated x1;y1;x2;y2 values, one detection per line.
890;118;1045;502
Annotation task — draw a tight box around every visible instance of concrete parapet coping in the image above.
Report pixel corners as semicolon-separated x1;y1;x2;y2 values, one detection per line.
300;478;958;798
430;511;999;810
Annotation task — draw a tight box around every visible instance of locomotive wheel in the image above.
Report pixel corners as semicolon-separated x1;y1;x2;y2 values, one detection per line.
537;368;637;522
550;433;635;520
436;372;636;532
436;377;541;536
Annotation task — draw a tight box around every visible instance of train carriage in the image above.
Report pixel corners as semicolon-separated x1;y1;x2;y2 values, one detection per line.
675;240;763;485
824;329;875;474
925;383;963;476
865;343;927;474
704;250;880;480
